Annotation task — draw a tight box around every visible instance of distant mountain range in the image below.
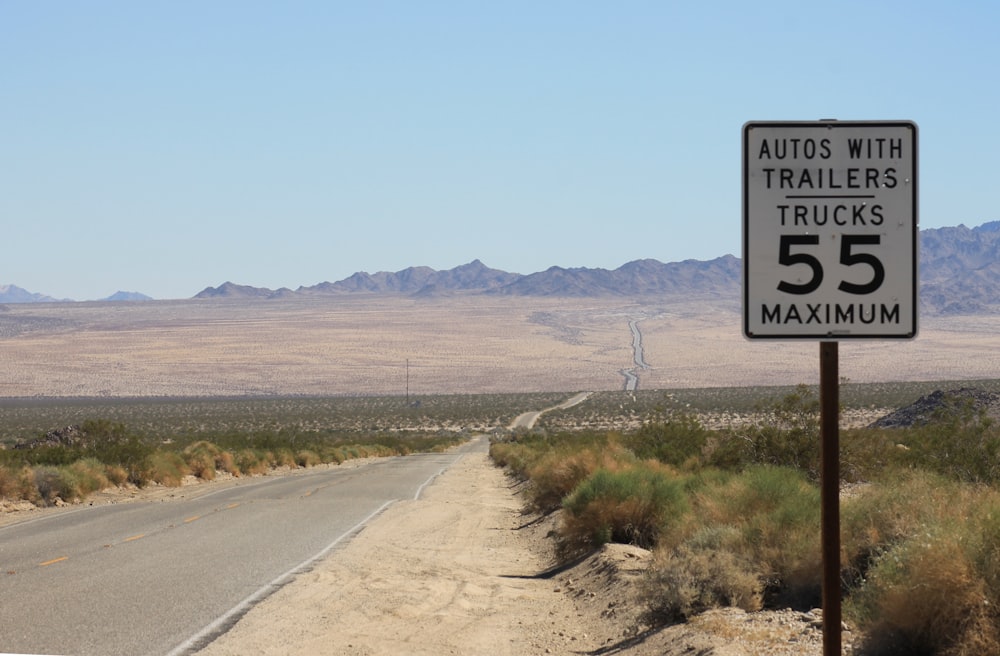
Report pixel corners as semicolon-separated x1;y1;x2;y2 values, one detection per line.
0;284;67;303
5;222;1000;315
193;256;741;300
0;286;150;304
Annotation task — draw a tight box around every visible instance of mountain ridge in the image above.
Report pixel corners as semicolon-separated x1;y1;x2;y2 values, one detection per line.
5;221;1000;315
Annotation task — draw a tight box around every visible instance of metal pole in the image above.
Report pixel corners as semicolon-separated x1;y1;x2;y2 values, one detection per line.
820;340;841;655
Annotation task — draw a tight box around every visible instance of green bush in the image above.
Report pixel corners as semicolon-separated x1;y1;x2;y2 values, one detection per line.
708;385;820;478
560;462;690;557
893;405;1000;484
144;451;189;486
235;449;269;476
104;464;129;486
68;458;110;496
702;466;821;607
626;413;708;468
33;466;83;505
652;466;819;610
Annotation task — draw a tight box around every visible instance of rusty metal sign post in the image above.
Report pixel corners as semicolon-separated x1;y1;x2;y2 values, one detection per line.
743;120;918;655
820;341;841;654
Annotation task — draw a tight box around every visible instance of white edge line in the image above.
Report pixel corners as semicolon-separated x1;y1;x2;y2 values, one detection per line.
165;499;396;656
413;449;470;500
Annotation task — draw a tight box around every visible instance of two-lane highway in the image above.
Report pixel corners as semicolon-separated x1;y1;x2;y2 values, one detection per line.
0;437;486;656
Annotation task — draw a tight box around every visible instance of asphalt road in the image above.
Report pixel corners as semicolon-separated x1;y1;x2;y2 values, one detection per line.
0;438;486;656
508;392;590;430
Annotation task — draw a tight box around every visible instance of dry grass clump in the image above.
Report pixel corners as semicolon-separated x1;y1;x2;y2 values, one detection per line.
643;526;763;623
270;448;297;468
296;449;322;468
639;466;820;621
526;440;635;513
0;464;41;504
843;474;1000;655
235;449;270;476
183;441;222;480
855;534;998;656
489;431;636;515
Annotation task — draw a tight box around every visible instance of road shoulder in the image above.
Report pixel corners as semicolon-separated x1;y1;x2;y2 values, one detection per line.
195;445;613;655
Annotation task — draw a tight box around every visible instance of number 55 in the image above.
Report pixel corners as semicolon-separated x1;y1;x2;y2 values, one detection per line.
777;234;885;295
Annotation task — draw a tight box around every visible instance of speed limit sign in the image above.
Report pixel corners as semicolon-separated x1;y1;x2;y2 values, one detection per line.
742;121;918;339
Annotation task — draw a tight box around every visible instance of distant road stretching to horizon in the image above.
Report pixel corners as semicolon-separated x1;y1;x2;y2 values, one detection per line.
621;319;650;391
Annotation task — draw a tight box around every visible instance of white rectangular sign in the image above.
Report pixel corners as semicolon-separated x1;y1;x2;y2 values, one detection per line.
743;121;918;339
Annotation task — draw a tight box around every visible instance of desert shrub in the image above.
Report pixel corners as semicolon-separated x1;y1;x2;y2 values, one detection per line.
87;429;153;486
559;462;690;558
33;466;83;505
643;525;763;623
526;441;634;513
708;385;820;478
626;413;709;468
104;464;129;486
0;464;40;503
325;447;346;464
692;466;821;608
183;441;220;480
842;470;962;589
892;404;1000;484
296;449;322;468
144;451;189;487
852;532;1000;656
490;431;619;482
844;476;1000;655
489;440;534;475
271;448;297;468
68;458;110;496
839;426;903;483
235;449;269;476
216;450;239;475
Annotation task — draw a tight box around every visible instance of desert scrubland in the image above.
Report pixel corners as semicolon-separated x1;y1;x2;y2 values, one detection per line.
6;293;1000;655
1;293;998;398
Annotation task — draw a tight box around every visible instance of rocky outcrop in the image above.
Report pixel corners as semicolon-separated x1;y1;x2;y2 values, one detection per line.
869;388;1000;429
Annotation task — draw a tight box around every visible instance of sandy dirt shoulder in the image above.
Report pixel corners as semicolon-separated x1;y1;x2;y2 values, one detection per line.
193;442;845;656
194;442;611;655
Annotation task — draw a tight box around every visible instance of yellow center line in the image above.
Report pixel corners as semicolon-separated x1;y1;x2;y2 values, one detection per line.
225;503;240;510
123;534;146;543
184;515;200;523
39;556;68;567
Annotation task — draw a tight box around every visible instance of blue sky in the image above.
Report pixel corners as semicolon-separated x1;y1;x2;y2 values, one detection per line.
3;1;998;300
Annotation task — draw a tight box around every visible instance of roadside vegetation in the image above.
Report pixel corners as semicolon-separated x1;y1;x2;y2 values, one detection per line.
0;414;466;508
0;392;575;507
491;384;1000;656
